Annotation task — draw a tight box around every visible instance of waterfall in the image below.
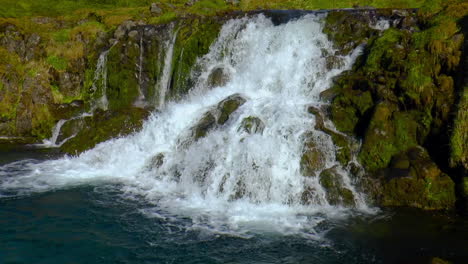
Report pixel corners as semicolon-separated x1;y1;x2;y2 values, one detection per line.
0;14;375;237
134;34;147;108
39;119;68;147
156;24;177;108
91;46;113;111
39;112;93;148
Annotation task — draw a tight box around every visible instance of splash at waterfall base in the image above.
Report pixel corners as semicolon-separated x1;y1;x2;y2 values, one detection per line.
0;5;467;221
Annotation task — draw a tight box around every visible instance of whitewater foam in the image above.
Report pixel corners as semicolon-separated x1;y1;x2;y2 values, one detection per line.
0;14;377;237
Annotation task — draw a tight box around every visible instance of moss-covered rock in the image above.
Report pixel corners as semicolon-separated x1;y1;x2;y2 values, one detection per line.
192;112;217;140
300;133;326;177
60;107;149;154
217;94;246;125
308;106;354;165
326;3;465;175
380;146;456;210
358;102;431;172
323;10;379;55
106;34;141;110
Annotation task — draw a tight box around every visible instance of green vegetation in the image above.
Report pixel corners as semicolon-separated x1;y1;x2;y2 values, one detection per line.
0;0;444;20
169;18;223;98
46;55;68;71
450;87;468;171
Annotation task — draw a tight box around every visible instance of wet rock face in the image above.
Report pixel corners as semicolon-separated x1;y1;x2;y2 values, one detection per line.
217;94;246;125
319;167;355;207
300;133;326;177
60;108;150;154
307;106;354;166
0;15;223;147
193;112;217;139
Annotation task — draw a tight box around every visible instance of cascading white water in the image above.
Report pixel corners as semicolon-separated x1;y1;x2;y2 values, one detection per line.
156;24;177;108
39;112;94;148
0;14;376;237
134;34;147;108
92;47;112;111
40;119;68;147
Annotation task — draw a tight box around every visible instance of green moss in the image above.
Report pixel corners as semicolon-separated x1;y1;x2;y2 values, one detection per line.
169;18;222;99
382;174;455;210
450;87;468;170
193;112;216;140
60;108;149;154
106;41;140;110
331;89;373;134
52;29;71;43
188;0;229;16
147;12;177;25
323;11;377;55
46;55;68;71
359;102;398;171
366;28;406;72
30;104;54;139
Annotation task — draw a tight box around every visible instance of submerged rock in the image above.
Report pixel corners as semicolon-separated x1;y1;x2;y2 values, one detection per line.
238;116;265;134
190;94;247;141
207;67;229;88
148;153;165;169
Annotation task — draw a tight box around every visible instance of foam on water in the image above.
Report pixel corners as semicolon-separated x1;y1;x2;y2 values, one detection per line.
0;14;376;237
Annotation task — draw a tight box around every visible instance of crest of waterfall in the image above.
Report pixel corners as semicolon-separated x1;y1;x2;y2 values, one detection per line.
155;23;177;108
0;14;376;236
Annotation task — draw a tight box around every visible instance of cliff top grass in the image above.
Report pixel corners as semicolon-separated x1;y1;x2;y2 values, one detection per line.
1;0;463;33
0;0;448;19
